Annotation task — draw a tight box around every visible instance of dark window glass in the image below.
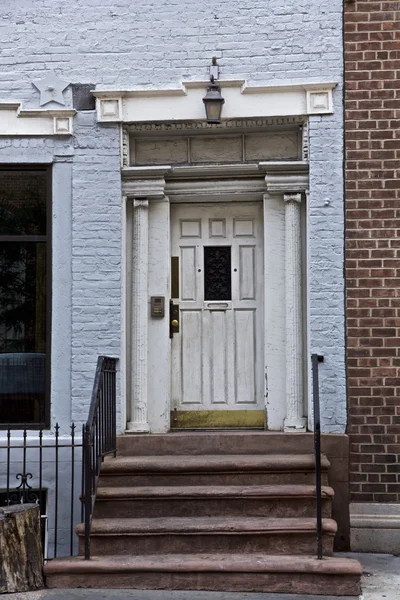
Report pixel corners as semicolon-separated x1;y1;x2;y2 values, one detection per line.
204;246;232;301
0;171;47;235
0;169;49;427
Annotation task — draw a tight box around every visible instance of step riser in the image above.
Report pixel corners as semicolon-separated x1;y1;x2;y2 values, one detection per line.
99;473;329;487
79;533;334;556
93;498;332;519
46;570;360;596
117;433;322;457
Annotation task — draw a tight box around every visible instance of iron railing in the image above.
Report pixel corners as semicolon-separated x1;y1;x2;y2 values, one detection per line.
311;353;324;560
0;423;83;560
83;356;117;560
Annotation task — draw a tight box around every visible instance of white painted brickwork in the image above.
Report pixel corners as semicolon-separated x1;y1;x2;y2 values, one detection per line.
0;0;344;432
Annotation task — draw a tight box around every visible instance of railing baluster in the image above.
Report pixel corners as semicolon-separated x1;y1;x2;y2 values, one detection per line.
311;353;324;560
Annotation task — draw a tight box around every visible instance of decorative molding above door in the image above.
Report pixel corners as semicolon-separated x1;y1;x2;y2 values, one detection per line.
93;79;337;124
121;161;309;204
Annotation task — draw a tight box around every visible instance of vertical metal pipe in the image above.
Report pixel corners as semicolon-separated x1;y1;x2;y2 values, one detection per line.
22;429;27;503
311;353;323;560
70;423;75;556
84;424;91;560
101;373;105;457
6;429;10;506
39;428;43;492
111;360;117;456
81;424;85;523
105;368;109;454
54;423;59;558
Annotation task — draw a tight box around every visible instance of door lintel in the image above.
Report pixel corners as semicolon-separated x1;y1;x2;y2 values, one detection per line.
122;162;310;204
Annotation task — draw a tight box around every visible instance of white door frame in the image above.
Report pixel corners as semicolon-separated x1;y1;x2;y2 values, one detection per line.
122;160;309;433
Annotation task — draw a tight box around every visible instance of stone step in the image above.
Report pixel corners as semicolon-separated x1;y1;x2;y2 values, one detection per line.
99;454;330;487
117;431;329;456
76;516;337;556
93;484;334;519
44;553;362;596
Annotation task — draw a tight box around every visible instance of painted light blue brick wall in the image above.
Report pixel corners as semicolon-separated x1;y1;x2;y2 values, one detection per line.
0;0;344;432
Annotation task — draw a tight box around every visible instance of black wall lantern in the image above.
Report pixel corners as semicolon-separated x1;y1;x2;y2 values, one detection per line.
203;74;225;124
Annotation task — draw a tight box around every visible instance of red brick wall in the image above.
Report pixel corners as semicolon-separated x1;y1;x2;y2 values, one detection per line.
345;0;400;502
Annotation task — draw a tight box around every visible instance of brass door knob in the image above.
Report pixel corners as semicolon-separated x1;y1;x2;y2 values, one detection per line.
171;319;179;327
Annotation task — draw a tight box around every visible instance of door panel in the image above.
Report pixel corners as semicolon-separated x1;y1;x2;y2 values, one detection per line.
171;203;263;416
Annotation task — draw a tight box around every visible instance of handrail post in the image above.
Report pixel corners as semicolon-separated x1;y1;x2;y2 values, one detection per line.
84;424;92;560
82;356;117;561
311;353;324;560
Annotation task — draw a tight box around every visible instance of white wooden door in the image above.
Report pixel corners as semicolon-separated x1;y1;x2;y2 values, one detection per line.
170;202;264;413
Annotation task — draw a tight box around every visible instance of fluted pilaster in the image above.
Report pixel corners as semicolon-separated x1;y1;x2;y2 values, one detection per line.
127;198;149;432
283;193;306;432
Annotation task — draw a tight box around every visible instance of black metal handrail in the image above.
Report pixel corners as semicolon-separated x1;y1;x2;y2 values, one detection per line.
83;356;117;560
311;353;324;560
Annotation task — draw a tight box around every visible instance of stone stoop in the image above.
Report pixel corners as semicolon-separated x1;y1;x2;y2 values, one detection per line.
44;433;362;595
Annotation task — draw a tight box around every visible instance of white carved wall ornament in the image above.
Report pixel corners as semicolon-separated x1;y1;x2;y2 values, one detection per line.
32;74;70;106
121;127;130;168
54;116;73;135
301;121;309;162
128;116;305;133
306;90;332;115
0;102;76;136
97;97;122;122
93;80;337;123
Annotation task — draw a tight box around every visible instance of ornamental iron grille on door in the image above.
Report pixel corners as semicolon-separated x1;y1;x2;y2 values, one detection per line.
204;246;232;301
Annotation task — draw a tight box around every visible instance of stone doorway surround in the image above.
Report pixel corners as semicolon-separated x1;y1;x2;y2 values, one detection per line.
91;78;339;434
121;119;309;433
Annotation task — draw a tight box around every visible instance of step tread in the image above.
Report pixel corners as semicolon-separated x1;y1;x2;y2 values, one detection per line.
101;454;330;473
77;516;337;535
96;484;335;499
45;553;362;576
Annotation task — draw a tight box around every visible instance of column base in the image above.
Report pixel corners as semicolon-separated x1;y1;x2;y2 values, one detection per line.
283;416;307;432
126;421;150;433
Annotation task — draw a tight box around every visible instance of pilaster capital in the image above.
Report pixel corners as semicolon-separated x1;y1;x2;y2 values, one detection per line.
122;166;171;200
283;192;302;204
133;198;149;209
261;162;309;196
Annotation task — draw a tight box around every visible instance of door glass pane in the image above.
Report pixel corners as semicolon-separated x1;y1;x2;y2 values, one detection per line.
0;242;47;424
204;246;231;301
0;170;47;235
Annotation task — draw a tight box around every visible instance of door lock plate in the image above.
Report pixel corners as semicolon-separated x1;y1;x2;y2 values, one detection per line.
170;301;180;338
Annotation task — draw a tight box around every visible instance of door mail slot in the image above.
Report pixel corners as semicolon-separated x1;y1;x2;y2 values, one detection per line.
204;301;232;311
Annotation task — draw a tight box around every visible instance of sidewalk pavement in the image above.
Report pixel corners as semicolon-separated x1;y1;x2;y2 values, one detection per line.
5;553;400;600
